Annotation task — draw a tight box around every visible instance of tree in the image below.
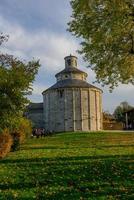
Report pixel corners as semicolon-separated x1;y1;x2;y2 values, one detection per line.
113;101;133;123
68;0;134;89
103;111;114;122
0;33;40;130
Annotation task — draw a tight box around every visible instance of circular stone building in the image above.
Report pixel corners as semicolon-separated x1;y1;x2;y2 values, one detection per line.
42;55;103;132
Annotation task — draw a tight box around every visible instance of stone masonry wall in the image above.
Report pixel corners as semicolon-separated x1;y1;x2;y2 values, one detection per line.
43;88;102;132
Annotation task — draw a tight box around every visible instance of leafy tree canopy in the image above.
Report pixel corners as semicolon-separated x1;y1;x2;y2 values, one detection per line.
68;0;134;89
113;101;133;122
0;33;40;129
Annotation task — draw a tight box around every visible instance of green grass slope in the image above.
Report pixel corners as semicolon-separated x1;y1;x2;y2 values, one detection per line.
0;132;134;200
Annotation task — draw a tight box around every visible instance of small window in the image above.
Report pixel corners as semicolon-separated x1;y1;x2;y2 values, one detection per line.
65;75;68;78
59;90;64;98
67;59;71;66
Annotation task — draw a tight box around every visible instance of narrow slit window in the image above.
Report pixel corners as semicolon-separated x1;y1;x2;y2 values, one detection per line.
67;59;71;66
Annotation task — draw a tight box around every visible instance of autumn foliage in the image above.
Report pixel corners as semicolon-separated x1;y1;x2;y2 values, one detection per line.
0;129;13;158
0;118;32;157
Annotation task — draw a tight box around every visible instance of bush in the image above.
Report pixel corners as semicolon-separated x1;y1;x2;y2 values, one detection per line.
0;129;13;158
11;118;32;151
0;117;32;153
18;118;32;139
11;131;23;151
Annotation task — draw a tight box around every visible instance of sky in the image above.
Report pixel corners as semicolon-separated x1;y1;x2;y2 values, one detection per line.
0;0;134;113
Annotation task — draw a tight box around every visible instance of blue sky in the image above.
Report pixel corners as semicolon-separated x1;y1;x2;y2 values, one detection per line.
0;0;134;113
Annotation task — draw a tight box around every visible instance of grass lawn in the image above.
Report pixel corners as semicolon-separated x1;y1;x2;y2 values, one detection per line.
0;131;134;200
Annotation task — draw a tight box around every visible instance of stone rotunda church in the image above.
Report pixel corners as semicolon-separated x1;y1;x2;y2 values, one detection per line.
26;55;103;132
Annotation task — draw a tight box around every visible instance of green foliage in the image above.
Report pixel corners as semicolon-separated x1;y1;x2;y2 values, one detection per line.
11;133;20;151
0;132;134;199
18;117;32;139
114;106;125;122
0;33;8;45
113;101;133;122
11;117;32;151
0;33;40;130
69;0;134;89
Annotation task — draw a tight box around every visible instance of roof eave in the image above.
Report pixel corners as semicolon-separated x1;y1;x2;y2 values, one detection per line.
55;71;87;77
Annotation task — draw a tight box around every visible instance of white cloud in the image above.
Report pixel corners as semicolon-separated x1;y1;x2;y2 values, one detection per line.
0;15;80;103
0;15;79;74
32;83;50;96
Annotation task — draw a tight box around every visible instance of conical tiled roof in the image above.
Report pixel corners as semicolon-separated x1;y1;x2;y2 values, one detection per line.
43;79;102;93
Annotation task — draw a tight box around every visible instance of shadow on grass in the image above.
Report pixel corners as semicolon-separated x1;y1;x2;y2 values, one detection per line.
0;154;134;164
21;144;134;151
0;154;134;199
